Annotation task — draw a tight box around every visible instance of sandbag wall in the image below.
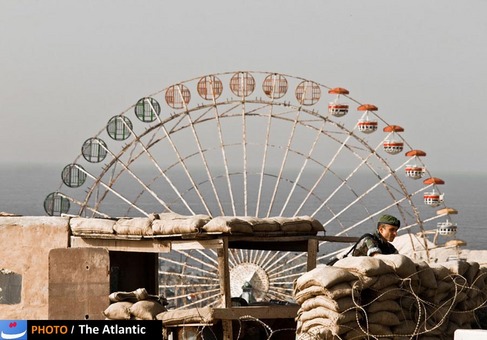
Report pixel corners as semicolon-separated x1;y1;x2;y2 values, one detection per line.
294;254;487;339
69;213;324;236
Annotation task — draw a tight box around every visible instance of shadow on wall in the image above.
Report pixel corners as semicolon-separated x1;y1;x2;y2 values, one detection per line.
0;269;22;304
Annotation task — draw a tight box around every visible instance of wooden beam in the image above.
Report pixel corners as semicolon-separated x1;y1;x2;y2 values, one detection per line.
70;236;171;253
307;238;318;271
213;305;299;320
217;237;232;340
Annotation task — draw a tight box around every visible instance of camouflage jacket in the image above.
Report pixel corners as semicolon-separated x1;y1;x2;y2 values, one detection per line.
351;231;398;257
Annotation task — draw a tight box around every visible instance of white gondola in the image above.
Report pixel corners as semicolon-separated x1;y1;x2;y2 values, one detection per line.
383;140;404;154
424;190;443;207
358;120;378;134
328;87;349;117
328;103;349;117
437;220;457;236
405;165;425;179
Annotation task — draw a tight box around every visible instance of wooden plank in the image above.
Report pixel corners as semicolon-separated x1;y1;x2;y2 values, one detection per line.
217;237;232;340
213;305;299;320
171;238;223;250
70;236;171;253
307;238;318;271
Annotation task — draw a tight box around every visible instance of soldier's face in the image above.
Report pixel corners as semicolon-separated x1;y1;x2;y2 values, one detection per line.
378;224;399;242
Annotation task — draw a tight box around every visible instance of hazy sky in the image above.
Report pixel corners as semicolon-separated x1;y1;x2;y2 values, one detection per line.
1;0;486;175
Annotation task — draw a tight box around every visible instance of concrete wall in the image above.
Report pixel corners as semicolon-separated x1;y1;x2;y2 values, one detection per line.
0;216;70;319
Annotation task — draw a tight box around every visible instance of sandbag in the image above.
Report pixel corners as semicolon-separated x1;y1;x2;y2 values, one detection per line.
129;300;167;320
70;217;115;235
201;216;253;234
152;213;210;235
103;301;132;320
294;265;358;292
113;217;154;236
240;216;281;232
367;311;401;326
299;306;357;324
156;306;214;325
334;256;395;277
374;254;417;278
300;295;356;313
415;261;438;289
366;299;402;313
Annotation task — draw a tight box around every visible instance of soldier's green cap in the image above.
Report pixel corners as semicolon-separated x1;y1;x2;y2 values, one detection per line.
378;214;400;228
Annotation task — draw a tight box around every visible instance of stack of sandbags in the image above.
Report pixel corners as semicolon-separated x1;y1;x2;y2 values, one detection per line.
332;255;413;338
103;288;167;320
294;255;487;339
293;265;364;339
202;215;324;234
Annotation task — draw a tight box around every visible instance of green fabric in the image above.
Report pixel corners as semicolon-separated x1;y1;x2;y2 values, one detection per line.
378;214;400;228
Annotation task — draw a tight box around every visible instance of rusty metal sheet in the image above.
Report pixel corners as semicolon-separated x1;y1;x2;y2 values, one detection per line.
48;248;110;320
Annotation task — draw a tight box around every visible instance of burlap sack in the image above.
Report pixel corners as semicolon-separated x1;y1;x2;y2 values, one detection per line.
414;261;438;290
429;264;451;281
366;311;401;326
304;321;363;340
70;217;115;235
301;295;356;313
334;256;395;277
299;306;357;324
129;300;166;320
109;288;153;303
366;299;402;313
156;306;214;325
363;323;392;337
103;301;133;320
152;213;210;235
239;216;281;232
114;217;154;236
369;273;401;291
362;285;408;302
391;319;420;337
201;216;253;234
440;260;470;277
374;254;417;279
465;262;480;285
272;216;313;232
295;285;327;305
328;282;360;300
294;265;358;292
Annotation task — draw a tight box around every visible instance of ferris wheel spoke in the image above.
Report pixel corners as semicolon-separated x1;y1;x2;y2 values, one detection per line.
260;250;284;270
158;123;210;215
262;251;293;273
212;103;238;216
174;250;219;271
279;120;326;217
182;291;223;309
195;249;220;268
159;256;219;278
158;270;220;283
57;192;112;218
266;110;302;217
76;165;150;217
267;258;307;278
95;140;175;213
293;131;354;216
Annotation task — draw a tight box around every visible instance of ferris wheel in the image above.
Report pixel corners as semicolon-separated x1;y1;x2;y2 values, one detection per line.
44;71;457;309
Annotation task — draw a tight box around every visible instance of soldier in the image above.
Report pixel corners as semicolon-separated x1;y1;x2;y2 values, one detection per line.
352;214;400;257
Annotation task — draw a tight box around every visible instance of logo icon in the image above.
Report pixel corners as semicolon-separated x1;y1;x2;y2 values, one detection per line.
0;321;27;340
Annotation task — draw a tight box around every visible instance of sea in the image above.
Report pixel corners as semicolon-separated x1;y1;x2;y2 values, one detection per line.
1;163;486;250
